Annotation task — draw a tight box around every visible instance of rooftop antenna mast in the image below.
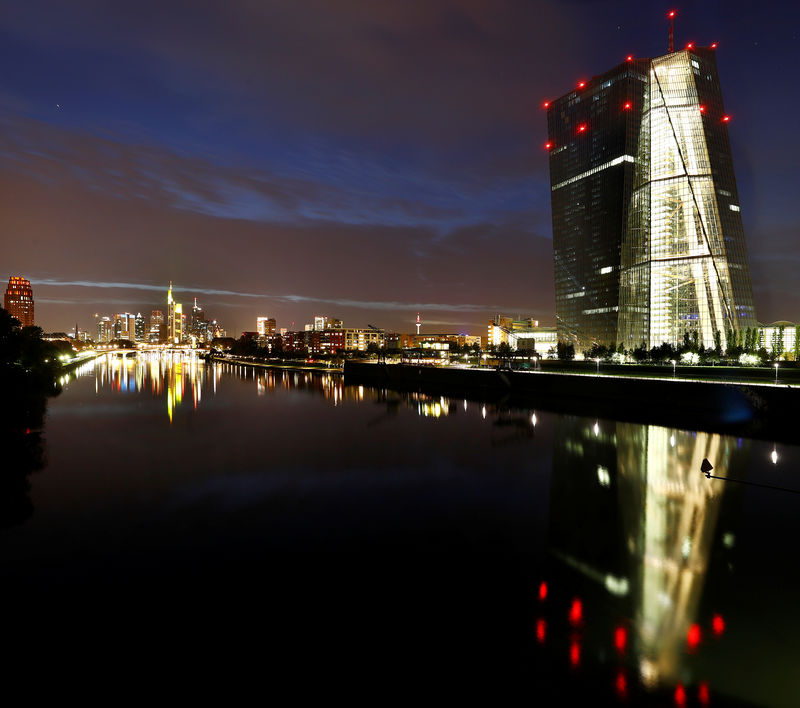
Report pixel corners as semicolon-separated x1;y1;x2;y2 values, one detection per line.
668;10;676;53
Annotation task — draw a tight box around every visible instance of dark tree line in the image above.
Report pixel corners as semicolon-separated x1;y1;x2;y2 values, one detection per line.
0;308;71;529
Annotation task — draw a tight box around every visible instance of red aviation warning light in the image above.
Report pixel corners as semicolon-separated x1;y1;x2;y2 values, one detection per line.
543;100;550;109
538;581;548;601
577;123;588;134
722;115;731;122
577;80;586;89
711;42;718;49
668;10;676;53
623;102;632;110
675;683;687;706
699;104;706;113
686;42;694;50
545;142;553;151
626;54;633;61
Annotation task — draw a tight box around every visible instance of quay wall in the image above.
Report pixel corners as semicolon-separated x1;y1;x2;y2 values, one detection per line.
343;361;797;442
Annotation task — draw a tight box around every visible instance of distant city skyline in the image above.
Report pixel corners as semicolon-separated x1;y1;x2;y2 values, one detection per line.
2;2;799;334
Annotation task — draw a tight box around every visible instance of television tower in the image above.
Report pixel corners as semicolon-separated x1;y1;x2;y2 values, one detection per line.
416;313;421;335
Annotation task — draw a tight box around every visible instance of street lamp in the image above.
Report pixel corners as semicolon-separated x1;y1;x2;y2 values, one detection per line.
771;446;778;465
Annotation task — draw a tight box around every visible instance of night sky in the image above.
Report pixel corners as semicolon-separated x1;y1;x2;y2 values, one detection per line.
2;0;798;336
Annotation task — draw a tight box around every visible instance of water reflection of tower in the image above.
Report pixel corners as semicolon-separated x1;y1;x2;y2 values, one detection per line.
547;417;747;692
617;425;737;686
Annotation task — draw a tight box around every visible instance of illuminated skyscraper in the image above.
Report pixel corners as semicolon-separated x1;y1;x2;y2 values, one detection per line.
256;316;276;336
4;276;35;327
113;312;136;341
547;47;756;351
96;316;113;342
149;309;165;343
166;282;183;344
134;313;146;342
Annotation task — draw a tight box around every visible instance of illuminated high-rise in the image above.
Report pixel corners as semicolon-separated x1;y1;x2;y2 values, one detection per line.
166;282;183;344
547;47;756;351
149;309;165;343
4;276;35;327
256;316;276;336
96;316;113;342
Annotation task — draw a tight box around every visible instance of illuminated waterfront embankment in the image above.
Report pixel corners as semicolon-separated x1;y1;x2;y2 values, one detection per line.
343;361;798;443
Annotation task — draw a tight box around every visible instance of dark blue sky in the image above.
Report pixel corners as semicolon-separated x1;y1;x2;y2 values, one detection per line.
2;0;798;334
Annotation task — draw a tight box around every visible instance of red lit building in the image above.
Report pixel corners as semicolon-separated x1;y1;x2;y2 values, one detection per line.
4;276;35;327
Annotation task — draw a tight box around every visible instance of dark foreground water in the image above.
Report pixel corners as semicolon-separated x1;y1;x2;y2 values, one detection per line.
3;353;799;704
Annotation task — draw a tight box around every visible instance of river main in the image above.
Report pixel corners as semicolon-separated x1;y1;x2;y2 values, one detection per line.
2;352;797;704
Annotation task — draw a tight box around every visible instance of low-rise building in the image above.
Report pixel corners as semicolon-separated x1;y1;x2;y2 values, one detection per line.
759;321;799;360
344;328;384;351
488;315;557;356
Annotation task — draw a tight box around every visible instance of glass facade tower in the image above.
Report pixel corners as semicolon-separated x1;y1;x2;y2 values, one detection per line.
547;49;756;351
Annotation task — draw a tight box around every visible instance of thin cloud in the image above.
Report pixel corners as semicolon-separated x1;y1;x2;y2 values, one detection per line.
33;277;530;314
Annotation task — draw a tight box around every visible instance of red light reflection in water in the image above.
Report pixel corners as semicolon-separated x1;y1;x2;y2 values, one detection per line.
538;582;548;601
675;683;687;706
569;598;583;625
614;626;627;652
711;614;725;636
687;623;701;650
535;618;546;644
569;640;581;667
615;671;627;699
698;681;711;705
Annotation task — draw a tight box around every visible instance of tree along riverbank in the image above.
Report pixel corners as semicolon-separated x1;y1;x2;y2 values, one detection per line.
0;308;77;529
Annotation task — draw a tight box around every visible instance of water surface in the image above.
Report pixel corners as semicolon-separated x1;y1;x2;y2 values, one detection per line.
3;353;798;704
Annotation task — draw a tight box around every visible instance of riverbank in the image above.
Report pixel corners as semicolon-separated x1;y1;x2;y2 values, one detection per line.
60;351;100;374
213;354;343;373
343;361;798;443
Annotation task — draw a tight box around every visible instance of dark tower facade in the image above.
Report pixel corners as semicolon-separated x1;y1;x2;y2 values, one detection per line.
4;276;35;327
547;49;756;351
